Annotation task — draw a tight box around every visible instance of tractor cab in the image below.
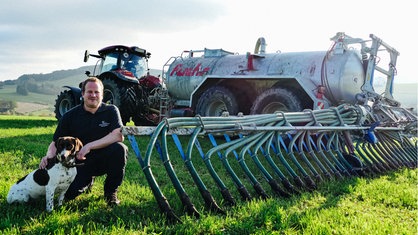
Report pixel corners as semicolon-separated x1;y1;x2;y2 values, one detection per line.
84;45;150;80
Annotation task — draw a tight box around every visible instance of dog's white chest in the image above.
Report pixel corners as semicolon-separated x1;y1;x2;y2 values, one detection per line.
48;164;77;187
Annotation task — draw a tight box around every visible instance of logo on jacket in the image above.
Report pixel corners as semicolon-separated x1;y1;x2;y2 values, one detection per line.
99;121;110;127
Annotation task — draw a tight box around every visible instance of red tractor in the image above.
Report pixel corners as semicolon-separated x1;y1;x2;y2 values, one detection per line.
54;45;162;125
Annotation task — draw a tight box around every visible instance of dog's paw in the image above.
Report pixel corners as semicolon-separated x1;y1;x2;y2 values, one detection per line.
46;204;54;212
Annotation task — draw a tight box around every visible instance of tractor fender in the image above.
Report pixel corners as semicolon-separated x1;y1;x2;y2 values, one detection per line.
100;71;139;84
63;86;82;104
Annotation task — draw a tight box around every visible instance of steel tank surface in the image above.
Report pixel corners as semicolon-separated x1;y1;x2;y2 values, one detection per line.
165;55;221;100
165;48;365;104
265;49;366;103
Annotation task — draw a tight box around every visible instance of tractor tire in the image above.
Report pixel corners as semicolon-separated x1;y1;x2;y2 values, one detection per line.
195;86;239;116
101;76;137;125
250;88;303;114
54;90;77;120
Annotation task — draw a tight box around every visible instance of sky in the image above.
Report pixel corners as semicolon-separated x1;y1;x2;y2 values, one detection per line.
0;0;416;84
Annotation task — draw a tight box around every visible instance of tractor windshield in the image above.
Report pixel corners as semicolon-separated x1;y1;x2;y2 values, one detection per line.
100;52;146;78
122;54;146;78
101;52;119;73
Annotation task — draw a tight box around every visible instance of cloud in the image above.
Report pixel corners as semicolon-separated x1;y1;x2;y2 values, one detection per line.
0;0;225;80
0;0;224;43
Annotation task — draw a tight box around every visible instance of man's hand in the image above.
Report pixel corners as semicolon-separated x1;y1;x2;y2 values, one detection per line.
39;156;50;169
40;141;57;169
77;145;91;160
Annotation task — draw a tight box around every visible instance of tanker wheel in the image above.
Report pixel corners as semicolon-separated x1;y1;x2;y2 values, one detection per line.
250;88;303;114
195;86;239;116
101;76;137;125
54;90;77;120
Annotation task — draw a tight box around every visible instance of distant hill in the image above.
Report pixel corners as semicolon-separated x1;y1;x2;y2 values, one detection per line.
16;65;95;83
13;66;162;88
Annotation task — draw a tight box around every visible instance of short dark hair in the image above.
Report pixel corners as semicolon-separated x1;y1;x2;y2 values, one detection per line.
81;77;103;93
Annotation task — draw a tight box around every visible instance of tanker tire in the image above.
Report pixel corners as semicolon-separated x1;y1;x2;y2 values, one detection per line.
101;77;137;125
196;86;239;116
54;90;77;120
250;88;303;114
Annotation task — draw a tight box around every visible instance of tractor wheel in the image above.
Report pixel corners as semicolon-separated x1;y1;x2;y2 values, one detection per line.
250;88;303;114
101;76;137;125
54;90;77;120
195;86;239;116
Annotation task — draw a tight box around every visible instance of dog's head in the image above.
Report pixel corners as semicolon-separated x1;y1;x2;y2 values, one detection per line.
55;136;83;167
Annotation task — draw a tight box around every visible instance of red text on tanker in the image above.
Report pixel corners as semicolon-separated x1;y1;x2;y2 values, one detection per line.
170;63;210;76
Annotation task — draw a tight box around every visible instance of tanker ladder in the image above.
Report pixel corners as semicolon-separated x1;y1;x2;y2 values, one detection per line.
122;104;417;222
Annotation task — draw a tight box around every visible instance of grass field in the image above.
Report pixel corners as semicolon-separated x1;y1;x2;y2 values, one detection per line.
0;115;416;234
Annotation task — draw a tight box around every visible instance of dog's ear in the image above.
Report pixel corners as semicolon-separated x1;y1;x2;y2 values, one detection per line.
75;138;83;151
55;137;64;152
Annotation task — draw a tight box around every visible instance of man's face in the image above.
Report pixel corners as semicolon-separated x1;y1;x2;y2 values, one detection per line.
82;81;103;109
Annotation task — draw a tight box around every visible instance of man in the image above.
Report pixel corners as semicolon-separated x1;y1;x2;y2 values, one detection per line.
39;77;128;206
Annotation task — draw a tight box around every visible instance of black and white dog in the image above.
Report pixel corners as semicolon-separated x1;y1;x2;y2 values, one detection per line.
7;136;83;212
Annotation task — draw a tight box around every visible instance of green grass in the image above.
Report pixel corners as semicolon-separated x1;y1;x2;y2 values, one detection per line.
0;115;417;234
